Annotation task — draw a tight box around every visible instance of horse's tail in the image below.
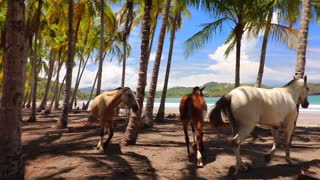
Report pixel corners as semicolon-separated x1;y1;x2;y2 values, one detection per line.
209;94;232;128
180;96;193;120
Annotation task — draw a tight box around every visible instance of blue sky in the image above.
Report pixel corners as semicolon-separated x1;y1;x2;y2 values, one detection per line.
69;6;320;90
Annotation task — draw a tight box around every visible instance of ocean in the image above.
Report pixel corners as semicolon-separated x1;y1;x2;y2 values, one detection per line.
154;95;320;112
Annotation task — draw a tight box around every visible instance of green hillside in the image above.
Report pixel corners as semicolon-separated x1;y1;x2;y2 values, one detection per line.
156;82;320;98
34;78;90;100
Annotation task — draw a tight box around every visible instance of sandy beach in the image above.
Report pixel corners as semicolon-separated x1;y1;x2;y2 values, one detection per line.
23;99;320;179
150;104;320;127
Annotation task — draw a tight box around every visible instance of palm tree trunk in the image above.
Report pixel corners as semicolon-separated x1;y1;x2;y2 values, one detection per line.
28;34;39;122
23;87;30;108
148;13;159;55
68;17;82;109
143;0;171;128
121;0;134;87
69;52;90;109
28;0;43;122
0;0;26;178
256;9;272;88
55;74;66;109
295;0;311;78
235;23;244;88
121;0;152;146
155;15;177;122
57;0;74;129
85;72;99;110
96;0;104;96
48;55;63;113
38;52;54;111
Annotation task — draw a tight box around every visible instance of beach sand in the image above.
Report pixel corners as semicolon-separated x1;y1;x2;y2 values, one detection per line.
152;104;320;127
23;106;320;179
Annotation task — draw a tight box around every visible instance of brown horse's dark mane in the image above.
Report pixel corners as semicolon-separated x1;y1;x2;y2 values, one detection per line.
114;87;130;91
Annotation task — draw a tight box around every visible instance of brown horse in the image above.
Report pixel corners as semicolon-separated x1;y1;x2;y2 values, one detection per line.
89;87;139;151
179;86;207;167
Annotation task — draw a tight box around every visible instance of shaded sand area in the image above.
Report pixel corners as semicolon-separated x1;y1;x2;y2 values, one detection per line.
22;108;320;179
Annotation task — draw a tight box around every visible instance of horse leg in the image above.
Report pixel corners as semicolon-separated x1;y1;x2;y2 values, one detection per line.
191;123;196;150
182;121;190;157
265;128;278;162
103;127;114;150
284;119;296;164
97;128;106;151
196;120;204;167
232;126;254;173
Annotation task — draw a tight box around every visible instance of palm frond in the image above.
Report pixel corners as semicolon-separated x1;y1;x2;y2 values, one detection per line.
184;17;227;57
269;23;299;48
224;29;236;57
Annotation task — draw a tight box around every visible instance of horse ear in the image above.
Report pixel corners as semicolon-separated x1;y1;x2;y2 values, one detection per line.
200;86;206;91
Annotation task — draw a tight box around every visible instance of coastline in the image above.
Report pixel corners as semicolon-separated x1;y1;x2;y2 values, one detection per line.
151;103;320;127
77;100;319;127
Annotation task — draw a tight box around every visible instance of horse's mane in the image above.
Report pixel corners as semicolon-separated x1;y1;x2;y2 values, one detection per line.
114;87;130;91
282;78;296;87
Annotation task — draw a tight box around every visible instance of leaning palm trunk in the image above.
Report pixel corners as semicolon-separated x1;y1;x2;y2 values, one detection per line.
47;59;63;113
143;0;171;128
84;72;98;110
69;52;90;109
55;75;66;109
155;15;177;122
295;0;311;79
121;0;152;146
57;0;74;129
38;52;55;111
28;34;39;122
256;9;272;88
121;0;134;87
67;18;82;109
0;0;26;178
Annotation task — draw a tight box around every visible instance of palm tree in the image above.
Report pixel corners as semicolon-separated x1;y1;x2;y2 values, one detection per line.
119;0;134;87
185;0;268;87
295;0;311;78
0;0;26;178
121;0;152;145
38;51;54;111
56;0;75;129
96;0;105;96
255;0;299;87
28;0;43;122
143;0;171;128
95;1;117;96
155;0;190;122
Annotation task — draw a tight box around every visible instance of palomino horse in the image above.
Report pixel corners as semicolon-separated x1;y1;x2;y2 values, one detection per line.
90;87;139;151
179;86;207;167
209;75;309;173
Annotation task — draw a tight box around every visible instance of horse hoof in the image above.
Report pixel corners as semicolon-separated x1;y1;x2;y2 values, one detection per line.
192;144;197;151
235;165;249;174
197;162;204;168
265;154;272;163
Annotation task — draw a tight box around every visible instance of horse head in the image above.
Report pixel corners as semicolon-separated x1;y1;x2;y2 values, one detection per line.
121;87;140;112
298;75;309;108
192;86;206;96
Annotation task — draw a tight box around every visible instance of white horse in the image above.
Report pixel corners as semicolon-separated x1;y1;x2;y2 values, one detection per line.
89;87;139;151
209;75;309;173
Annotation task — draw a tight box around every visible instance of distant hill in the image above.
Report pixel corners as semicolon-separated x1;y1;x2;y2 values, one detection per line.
79;81;320;98
155;81;320;98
